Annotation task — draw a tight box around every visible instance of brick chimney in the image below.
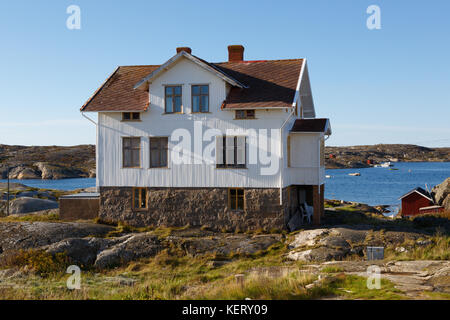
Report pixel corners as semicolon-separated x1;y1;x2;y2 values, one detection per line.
228;45;244;62
176;47;192;54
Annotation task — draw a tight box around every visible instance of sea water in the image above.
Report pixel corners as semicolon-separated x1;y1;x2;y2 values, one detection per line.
1;162;449;208
325;161;450;207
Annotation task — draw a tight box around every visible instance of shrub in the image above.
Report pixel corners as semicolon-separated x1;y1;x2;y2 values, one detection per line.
1;249;69;277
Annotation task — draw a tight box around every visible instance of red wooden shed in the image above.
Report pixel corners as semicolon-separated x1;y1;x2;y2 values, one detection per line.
399;187;434;217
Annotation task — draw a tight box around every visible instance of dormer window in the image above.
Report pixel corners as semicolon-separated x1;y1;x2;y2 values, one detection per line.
122;112;140;121
191;85;209;113
165;86;182;113
235;110;255;119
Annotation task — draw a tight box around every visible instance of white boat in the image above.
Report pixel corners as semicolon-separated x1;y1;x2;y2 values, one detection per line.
348;173;361;176
380;161;393;168
325;175;331;178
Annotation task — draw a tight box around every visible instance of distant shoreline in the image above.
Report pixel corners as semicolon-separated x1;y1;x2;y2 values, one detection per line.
1;143;449;177
326;159;450;169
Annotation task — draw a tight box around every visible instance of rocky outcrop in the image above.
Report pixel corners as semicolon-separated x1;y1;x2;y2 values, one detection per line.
94;234;162;268
0;221;113;257
46;237;114;266
0;220;282;269
166;233;282;257
287;227;425;262
431;177;450;210
325;144;450;169
33;162;84;180
43;231;281;269
8;166;41;179
0;144;95;179
299;260;450;298
8;197;58;214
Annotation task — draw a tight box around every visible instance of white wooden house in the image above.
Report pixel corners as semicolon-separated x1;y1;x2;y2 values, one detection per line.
81;45;331;231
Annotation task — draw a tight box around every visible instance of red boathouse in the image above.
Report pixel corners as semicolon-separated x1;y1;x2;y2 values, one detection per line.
399;187;434;217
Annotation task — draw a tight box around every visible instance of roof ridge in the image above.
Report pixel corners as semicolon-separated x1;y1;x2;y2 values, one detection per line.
117;59;304;68
119;64;161;67
213;58;304;64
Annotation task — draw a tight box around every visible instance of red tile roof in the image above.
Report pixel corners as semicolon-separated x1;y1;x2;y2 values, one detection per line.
81;59;303;112
216;59;303;109
80;65;159;112
290;118;329;132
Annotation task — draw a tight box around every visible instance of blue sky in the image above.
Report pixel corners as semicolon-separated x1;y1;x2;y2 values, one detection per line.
0;0;449;147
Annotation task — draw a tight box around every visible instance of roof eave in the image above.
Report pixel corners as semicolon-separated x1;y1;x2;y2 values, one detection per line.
80;66;120;112
398;189;433;201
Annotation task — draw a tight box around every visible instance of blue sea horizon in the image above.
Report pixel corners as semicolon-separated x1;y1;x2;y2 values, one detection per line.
1;162;449;212
325;161;450;209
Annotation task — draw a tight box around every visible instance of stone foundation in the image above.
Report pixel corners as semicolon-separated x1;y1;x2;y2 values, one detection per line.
99;187;289;232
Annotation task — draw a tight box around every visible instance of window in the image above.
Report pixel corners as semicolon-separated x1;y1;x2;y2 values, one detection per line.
235;110;255;119
229;188;244;211
122;112;140;121
192;85;209;113
123;137;140;168
132;187;147;210
150;137;168;168
165;86;182;113
216;136;246;168
287;135;291;168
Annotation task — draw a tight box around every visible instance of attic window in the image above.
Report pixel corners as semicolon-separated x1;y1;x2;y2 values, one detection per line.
165;86;182;113
192;85;209;113
235;110;255;119
122;112;140;121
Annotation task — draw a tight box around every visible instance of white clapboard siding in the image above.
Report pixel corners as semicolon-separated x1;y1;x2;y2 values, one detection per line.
97;56;324;188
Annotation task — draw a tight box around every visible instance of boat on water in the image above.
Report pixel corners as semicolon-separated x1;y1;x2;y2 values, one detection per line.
325;175;331;178
374;161;394;168
348;173;361;176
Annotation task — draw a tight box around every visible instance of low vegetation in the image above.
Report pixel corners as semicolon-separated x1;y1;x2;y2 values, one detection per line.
0;211;59;223
0;201;448;300
385;233;450;261
0;245;407;300
0;249;69;277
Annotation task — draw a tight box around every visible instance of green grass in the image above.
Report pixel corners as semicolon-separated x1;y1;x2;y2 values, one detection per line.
423;291;450;300
185;270;317;300
334;205;361;212
0;212;60;223
325;208;386;226
385;233;450;261
0;249;70;277
315;274;405;300
321;266;344;273
0;239;410;300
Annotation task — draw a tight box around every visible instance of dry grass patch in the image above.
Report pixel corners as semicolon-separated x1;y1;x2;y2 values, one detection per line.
385;232;450;261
